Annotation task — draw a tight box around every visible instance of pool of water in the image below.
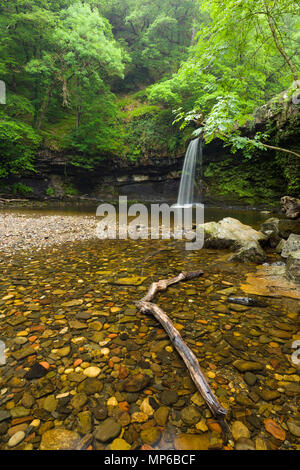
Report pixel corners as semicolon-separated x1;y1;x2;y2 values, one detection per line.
0;208;299;450
0;203;277;227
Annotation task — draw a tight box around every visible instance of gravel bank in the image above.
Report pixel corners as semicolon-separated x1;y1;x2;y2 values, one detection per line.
0;213;98;253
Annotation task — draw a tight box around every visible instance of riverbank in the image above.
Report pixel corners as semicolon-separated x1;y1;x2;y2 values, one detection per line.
0;213;98;254
0;203;279;255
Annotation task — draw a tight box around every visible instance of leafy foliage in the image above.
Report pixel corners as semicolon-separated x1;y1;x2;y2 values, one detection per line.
0;0;299;191
0;118;40;177
148;0;300;158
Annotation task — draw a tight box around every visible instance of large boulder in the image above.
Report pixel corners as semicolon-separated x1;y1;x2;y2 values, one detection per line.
199;217;267;263
260;218;281;247
286;250;300;283
281;196;300;219
278;219;300;238
281;234;300;258
261;217;300;240
228;242;267;263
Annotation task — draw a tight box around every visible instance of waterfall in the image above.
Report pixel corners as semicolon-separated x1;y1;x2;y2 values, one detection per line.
176;137;202;207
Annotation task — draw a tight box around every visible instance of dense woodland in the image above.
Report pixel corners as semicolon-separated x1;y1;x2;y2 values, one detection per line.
0;0;300;198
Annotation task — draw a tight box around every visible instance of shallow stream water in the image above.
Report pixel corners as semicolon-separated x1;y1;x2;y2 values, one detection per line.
0;206;299;450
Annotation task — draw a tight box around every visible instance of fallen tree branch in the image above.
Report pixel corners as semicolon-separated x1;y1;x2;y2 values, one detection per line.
136;270;228;421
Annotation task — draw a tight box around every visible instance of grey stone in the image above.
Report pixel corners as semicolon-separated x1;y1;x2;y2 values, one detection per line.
199;218;267;263
160;390;178;406
287;420;300;437
281;234;300;258
0;410;11;422
94;418;121;443
244;372;257;386
180;406;201;425
228;242;266;263
260;218;282;247
200;217;267;250
12;346;36;361
235;437;255;450
286;250;300;282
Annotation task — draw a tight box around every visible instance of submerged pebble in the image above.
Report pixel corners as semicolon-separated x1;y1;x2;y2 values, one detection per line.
0;212;298;451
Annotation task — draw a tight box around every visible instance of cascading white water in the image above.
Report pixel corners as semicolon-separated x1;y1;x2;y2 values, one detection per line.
176;137;202;207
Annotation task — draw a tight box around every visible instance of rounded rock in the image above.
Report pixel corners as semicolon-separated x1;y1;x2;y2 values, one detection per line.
231;421;251;441
83;366;101;378
8;431;26;448
110;438;131;450
140;427;161;446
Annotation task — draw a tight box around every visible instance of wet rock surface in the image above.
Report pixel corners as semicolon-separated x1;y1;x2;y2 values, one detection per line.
0;212;299;451
199;217;267;263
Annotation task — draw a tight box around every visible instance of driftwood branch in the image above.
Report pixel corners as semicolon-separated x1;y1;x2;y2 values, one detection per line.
136;270;228;420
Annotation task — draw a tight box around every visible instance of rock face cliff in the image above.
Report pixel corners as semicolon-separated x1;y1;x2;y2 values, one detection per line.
11;148;184;202
2;85;299;206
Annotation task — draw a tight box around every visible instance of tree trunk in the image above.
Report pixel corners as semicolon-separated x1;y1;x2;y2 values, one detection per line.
36;84;53;130
76;77;81;129
263;0;298;80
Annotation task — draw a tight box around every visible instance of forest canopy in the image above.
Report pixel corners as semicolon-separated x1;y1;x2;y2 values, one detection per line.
0;0;299;178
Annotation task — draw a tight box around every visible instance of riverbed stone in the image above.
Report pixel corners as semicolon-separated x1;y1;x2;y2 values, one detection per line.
110;438;131;450
287;420;300;437
200;218;267;248
264;418;286;441
181;406;201;425
260;218;282;247
10;406;30;419
255;436;269;450
12;346;36;361
235;437;255;450
0;411;11;422
258;389;280;401
233;360;264;372
232;421;251;441
244;372;257;386
123;373;151;392
78;378;103;394
286;250;300;282
70;392;88;409
281;234;300;258
174;433;210;450
140;427;161;446
199;217;267;263
154;406;170;426
92;402;108;421
159;390;178;406
43;395;58;412
77;411;92;434
83;366;101;378
94;418;121;443
229;242;266;263
55;346;70;357
40;428;81;450
8;431;26;448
